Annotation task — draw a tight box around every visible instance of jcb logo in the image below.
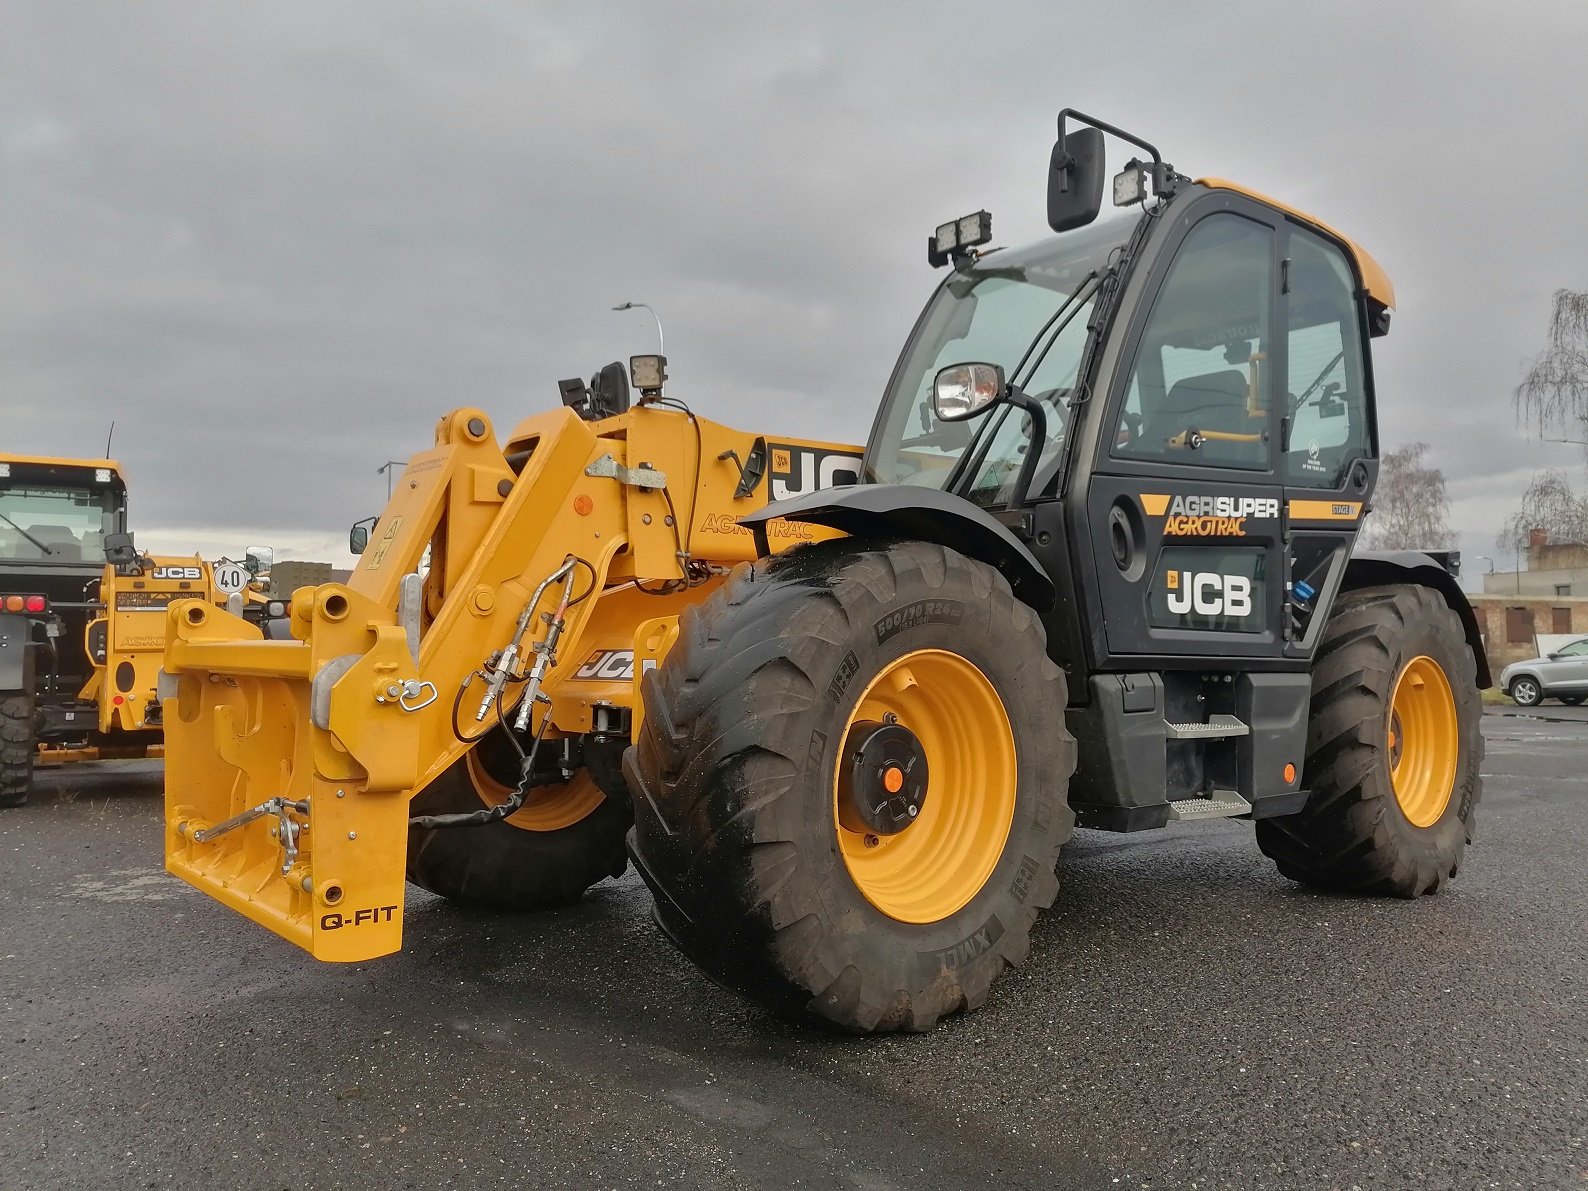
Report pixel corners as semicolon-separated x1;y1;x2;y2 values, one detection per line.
151;566;203;580
768;445;863;501
1166;571;1253;618
575;649;636;682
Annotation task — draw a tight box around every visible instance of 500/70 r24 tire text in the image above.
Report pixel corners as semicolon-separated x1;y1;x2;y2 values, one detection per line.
625;539;1076;1033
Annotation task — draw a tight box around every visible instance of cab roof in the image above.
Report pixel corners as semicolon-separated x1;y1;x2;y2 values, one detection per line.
1197;177;1395;310
0;453;127;483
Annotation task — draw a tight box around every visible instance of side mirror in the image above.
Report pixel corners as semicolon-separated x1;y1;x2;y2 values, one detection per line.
348;519;373;556
103;531;139;567
1547;652;1564;661
933;363;1006;422
244;545;273;578
1047;125;1105;233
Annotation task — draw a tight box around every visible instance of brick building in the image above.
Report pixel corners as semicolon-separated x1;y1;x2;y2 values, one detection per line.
1468;593;1588;679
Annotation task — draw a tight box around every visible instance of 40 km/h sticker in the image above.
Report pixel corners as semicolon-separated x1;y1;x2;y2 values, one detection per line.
212;563;250;594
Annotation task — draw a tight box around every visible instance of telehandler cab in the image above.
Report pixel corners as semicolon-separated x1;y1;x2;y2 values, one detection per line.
162;110;1486;1033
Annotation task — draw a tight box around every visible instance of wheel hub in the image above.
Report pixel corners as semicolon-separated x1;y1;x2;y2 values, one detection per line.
837;720;929;836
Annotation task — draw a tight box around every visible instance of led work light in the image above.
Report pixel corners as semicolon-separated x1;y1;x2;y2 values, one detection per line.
927;209;993;268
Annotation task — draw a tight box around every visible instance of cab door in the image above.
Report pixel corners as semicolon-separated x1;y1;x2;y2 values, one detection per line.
1277;222;1380;658
1080;203;1288;666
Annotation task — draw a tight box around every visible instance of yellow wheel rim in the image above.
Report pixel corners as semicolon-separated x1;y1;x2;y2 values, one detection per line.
465;749;605;832
1387;654;1458;828
833;648;1017;924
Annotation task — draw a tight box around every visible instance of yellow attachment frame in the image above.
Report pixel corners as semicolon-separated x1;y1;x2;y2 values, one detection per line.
163;403;860;962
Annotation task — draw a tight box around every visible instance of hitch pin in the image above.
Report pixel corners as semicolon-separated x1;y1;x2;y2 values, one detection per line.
191;796;309;845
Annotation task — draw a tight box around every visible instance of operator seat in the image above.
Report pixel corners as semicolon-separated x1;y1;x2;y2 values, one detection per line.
1141;369;1261;466
27;524;82;561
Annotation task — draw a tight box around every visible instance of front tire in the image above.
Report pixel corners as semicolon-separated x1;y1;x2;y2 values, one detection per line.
406;732;630;910
0;693;35;809
626;539;1076;1033
1509;677;1542;707
1255;585;1482;897
1558;694;1585;707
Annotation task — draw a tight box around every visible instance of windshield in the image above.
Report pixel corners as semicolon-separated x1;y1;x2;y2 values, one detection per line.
0;485;120;562
865;215;1134;505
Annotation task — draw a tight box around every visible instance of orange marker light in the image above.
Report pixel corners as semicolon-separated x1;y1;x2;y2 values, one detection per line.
882;766;904;794
573;495;593;516
1283;763;1296;784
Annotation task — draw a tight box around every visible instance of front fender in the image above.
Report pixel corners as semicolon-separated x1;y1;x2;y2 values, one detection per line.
738;484;1056;612
1345;551;1492;688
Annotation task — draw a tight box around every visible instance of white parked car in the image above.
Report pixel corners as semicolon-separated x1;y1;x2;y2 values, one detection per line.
1500;638;1588;707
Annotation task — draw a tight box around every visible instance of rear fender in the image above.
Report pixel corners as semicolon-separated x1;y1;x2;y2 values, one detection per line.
0;612;32;692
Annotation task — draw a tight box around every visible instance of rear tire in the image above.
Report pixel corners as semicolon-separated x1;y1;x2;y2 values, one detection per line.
0;693;34;809
405;732;630;910
1255;585;1482;897
1509;676;1542;707
626;539;1076;1033
1558;694;1585;706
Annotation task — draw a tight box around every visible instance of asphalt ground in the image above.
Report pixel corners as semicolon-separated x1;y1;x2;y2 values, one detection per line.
2;706;1585;1190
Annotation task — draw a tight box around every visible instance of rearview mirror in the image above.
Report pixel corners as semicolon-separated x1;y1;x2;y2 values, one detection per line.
349;519;374;556
103;531;139;567
244;545;273;578
933;363;1006;422
1047;125;1105;233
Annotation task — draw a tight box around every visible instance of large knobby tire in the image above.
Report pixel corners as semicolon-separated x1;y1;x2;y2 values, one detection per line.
0;693;34;809
405;731;630;910
1255;585;1482;897
625;539;1076;1033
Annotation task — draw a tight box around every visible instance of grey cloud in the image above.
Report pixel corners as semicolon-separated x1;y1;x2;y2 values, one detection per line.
4;0;1588;556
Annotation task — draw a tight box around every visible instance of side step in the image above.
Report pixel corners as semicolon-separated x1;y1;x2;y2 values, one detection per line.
1167;789;1252;821
1164;714;1249;741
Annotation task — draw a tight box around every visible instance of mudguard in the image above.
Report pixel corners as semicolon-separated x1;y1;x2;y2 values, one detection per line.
1345;550;1491;688
0;613;33;692
739;484;1056;612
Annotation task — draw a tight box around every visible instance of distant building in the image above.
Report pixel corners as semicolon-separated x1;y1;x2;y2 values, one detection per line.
269;559;336;597
1484;527;1588;599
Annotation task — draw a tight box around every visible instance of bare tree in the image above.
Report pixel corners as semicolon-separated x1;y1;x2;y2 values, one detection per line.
1498;470;1588;554
1508;289;1588;555
1515;289;1588;437
1360;442;1455;550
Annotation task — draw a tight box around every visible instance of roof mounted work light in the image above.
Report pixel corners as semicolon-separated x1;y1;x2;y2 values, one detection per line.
927;210;992;268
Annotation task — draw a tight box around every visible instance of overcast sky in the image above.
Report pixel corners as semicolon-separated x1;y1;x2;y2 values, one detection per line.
4;1;1587;584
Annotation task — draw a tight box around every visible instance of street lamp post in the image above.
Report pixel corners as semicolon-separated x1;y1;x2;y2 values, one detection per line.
377;460;405;500
612;302;665;355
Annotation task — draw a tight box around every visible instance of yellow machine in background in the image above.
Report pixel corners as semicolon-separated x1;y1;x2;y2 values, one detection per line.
73;549;272;746
0;450;276;802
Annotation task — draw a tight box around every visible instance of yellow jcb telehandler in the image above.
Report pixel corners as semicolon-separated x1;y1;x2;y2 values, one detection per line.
161;110;1486;1032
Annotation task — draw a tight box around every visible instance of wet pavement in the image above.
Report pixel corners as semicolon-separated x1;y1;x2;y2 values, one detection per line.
2;708;1584;1189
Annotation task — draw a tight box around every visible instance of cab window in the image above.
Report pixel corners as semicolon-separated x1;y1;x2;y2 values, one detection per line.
1114;214;1273;470
1284;229;1371;488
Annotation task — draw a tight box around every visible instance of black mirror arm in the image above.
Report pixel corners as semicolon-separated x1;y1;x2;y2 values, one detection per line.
1004;389;1049;508
1057;108;1163;168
